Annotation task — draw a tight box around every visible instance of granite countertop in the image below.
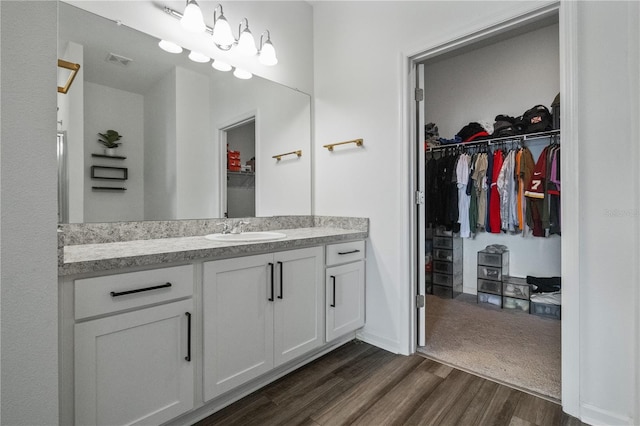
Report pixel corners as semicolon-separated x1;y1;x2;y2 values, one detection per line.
61;227;367;276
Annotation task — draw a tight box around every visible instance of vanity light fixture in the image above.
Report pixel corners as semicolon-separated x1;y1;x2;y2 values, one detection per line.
233;68;252;79
212;60;232;72
180;0;206;33
188;50;210;63
258;30;278;66
212;4;235;51
236;18;257;56
163;3;276;66
158;40;183;54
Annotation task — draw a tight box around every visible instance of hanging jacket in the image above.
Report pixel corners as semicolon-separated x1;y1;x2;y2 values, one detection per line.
489;149;504;233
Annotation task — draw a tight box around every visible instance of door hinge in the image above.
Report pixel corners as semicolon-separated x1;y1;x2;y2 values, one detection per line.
415;88;424;102
416;294;425;309
415;191;425;205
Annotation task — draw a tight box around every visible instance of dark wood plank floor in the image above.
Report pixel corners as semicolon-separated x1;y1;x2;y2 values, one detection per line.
195;340;586;426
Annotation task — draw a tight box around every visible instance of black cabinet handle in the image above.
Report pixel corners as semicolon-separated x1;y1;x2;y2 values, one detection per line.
277;261;284;299
110;282;172;297
338;249;360;255
330;276;336;307
268;263;274;301
185;312;192;362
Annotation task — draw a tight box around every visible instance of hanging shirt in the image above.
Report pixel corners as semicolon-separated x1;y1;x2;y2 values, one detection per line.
489;149;504;233
497;149;518;233
485;151;494;232
517;147;536;234
473;153;488;231
456;153;471;238
525;146;549;237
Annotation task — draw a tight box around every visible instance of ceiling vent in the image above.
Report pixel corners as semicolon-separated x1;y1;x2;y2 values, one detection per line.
105;53;133;67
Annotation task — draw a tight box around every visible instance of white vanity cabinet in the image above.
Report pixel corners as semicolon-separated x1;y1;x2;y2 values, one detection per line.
325;241;366;342
202;246;323;401
73;265;195;426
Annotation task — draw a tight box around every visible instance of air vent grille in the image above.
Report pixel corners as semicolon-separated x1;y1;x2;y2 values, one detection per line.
105;53;133;67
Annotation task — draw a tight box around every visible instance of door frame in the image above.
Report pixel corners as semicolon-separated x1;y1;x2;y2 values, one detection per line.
404;0;581;418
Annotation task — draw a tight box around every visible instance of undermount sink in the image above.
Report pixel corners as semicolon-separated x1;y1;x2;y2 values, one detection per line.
204;231;287;242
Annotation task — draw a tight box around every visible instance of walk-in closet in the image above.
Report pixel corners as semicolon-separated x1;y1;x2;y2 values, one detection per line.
417;15;562;402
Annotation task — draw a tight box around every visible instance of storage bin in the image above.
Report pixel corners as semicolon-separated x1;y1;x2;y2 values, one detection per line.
433;260;462;275
502;279;530;300
477;291;501;308
502;296;530;313
433;272;453;287
477;278;502;295
433;248;453;262
477;265;503;281
432;284;453;299
530;301;561;320
433;236;453;249
477;250;509;273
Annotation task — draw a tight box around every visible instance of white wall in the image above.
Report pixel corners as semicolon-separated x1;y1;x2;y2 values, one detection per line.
313;1;639;424
84;82;145;222
144;69;178;220
423;24;561;294
0;1;59;424
175;67;214;219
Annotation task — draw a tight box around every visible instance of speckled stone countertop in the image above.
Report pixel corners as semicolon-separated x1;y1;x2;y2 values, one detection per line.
59;216;368;276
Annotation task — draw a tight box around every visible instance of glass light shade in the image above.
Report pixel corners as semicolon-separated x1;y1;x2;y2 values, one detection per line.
212;60;232;72
259;40;278;66
212;16;235;49
181;0;206;33
233;68;252;80
236;30;257;56
188;51;210;63
158;40;183;54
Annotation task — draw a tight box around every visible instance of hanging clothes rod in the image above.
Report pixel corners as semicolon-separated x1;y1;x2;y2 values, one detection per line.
426;129;560;152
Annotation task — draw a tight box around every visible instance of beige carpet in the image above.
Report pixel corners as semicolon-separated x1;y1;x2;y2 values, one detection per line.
418;293;561;401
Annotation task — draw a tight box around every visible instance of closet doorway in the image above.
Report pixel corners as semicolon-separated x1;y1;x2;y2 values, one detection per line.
412;6;562;402
221;117;256;218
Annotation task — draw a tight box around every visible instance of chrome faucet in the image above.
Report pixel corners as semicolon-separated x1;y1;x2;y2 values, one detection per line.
230;220;250;234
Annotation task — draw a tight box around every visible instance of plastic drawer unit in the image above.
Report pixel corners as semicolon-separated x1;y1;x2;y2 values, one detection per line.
476;249;509;305
530;301;561;320
431;228;462;299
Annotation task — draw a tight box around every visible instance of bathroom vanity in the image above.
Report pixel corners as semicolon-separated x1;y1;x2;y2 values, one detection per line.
58;216;367;426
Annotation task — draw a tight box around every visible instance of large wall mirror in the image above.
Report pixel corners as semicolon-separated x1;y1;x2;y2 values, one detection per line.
57;1;311;223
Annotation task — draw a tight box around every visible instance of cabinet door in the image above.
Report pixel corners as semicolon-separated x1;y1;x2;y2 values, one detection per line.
273;246;324;366
203;254;274;401
75;299;194;426
326;260;365;342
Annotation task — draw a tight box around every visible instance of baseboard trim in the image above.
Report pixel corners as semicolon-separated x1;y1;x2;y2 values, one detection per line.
580;402;633;426
356;330;400;354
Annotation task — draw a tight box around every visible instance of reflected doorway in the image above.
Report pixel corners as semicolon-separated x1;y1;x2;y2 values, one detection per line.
57;131;69;223
223;118;256;218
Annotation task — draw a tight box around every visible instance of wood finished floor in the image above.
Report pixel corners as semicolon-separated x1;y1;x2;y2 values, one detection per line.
195;340;585;426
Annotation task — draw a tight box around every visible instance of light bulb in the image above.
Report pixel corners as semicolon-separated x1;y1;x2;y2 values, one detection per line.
181;0;206;33
158;40;183;54
237;29;257;56
188;51;210;63
212;60;232;72
233;68;252;80
212;15;235;50
259;40;278;66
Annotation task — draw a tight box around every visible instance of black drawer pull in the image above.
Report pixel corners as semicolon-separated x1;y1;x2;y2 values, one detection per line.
277;261;284;299
338;249;360;255
330;276;336;307
268;263;275;301
110;282;172;297
185;312;192;362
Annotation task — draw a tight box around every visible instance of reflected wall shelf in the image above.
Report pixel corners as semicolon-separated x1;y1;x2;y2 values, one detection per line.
92;153;127;160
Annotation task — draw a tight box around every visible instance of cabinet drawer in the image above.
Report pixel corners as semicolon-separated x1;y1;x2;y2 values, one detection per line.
503;296;530;313
326;240;365;266
503;280;530;300
477;250;509;272
432;237;453;249
477;265;503;282
477;279;502;295
75;265;194;320
433;248;453;262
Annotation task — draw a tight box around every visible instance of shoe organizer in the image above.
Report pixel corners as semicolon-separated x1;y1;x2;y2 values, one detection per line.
502;296;530;313
432;284;453;299
531;301;561;320
477;265;503;282
477;278;502;296
502;280;531;300
477;291;502;308
477;250;509;272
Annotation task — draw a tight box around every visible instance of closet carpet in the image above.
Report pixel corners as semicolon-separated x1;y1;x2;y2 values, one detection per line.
419;294;561;401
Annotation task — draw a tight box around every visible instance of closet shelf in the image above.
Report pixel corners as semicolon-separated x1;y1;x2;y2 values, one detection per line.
427;129;560;152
